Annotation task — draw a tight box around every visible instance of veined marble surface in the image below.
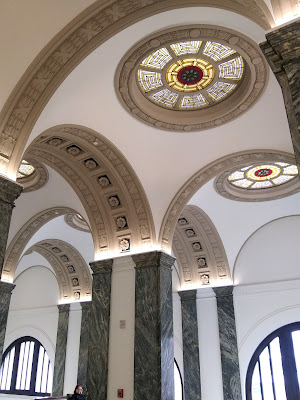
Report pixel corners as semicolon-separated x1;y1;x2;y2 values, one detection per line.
77;301;91;390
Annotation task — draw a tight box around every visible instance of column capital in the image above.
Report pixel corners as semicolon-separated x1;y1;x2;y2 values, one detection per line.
178;289;197;301
0;281;15;294
89;259;113;274
57;303;70;313
260;20;300;75
132;251;175;270
0;175;23;204
213;285;233;297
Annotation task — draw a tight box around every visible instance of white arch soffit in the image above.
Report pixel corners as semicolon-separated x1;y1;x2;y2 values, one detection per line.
3;206;77;282
159;150;297;251
172;204;231;289
232;214;300;283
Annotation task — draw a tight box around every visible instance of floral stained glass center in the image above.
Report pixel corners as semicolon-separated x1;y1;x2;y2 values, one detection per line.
178;66;203;84
254;168;272;177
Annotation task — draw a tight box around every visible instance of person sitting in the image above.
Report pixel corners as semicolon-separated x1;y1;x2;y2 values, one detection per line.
70;384;85;400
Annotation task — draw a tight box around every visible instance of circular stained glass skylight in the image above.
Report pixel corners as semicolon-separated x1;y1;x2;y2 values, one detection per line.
137;41;244;110
228;163;298;189
17;160;35;179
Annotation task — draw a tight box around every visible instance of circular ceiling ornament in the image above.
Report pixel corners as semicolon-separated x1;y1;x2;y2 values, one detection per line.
16;158;48;192
215;155;300;201
115;25;268;131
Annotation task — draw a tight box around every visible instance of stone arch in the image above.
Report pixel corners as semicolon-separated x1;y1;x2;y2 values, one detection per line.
25;125;156;256
172;205;230;288
3;207;75;282
27;239;92;302
159;150;296;251
0;0;274;177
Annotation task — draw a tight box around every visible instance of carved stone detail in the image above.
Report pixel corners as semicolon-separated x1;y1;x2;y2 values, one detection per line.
173;205;230;287
0;0;272;174
3;207;75;281
160;150;293;251
115;25;268;131
0;176;22;204
64;213;90;233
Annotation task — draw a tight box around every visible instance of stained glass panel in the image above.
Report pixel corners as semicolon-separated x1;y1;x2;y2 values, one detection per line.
17;160;35;179
203;41;236;61
283;165;298;175
231;179;253;188
272;175;294;185
206;82;236;102
150;89;179;108
170;41;202;56
252;181;273;188
138;70;163;92
219;56;244;80
180;94;208;109
228;171;244;181
140;48;172;69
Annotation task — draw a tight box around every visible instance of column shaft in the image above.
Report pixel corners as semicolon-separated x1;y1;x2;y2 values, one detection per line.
86;260;112;400
0;281;15;357
52;304;70;396
179;290;201;400
260;21;300;167
77;301;91;389
132;251;175;400
0;176;22;276
213;286;241;400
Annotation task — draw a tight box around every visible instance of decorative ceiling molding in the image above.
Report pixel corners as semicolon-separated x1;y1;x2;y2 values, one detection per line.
64;213;90;233
270;0;300;24
159;150;297;251
214;152;300;201
27;239;92;302
17;157;49;193
115;25;268;131
26;125;156;256
3;207;75;282
173;205;231;288
0;0;273;176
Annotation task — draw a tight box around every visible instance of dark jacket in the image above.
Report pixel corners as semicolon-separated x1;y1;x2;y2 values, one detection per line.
70;394;85;400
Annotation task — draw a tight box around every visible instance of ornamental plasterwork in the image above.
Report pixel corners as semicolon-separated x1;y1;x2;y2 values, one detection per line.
28;239;92;302
64;213;90;233
215;155;300;201
26;125;155;255
115;25;268;131
16;157;49;193
3;207;75;282
173;205;230;288
0;0;272;177
159;150;296;252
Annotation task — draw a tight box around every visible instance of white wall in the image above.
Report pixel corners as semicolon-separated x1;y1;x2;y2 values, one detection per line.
233;216;300;399
107;256;135;400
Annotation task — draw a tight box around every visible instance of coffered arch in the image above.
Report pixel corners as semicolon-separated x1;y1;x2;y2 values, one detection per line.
27;239;92;302
25;125;156;257
3;206;75;282
173;205;230;288
0;0;274;178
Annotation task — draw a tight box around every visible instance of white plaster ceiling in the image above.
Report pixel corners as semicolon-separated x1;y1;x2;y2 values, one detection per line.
3;2;299;281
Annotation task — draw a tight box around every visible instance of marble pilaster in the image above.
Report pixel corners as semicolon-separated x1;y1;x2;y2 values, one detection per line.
179;290;201;400
132;251;175;400
86;259;113;400
0;175;22;275
213;286;241;400
0;281;15;357
260;21;300;168
77;301;91;389
52;304;70;397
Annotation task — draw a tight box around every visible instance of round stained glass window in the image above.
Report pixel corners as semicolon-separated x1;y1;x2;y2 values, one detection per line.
137;40;244;110
228;163;298;189
17;160;35;179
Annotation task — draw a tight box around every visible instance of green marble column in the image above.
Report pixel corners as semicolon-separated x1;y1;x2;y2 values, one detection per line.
213;286;241;400
0;175;22;275
0;281;15;358
260;21;300;169
77;301;91;390
86;259;112;400
52;304;70;396
179;290;201;400
132;251;175;400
